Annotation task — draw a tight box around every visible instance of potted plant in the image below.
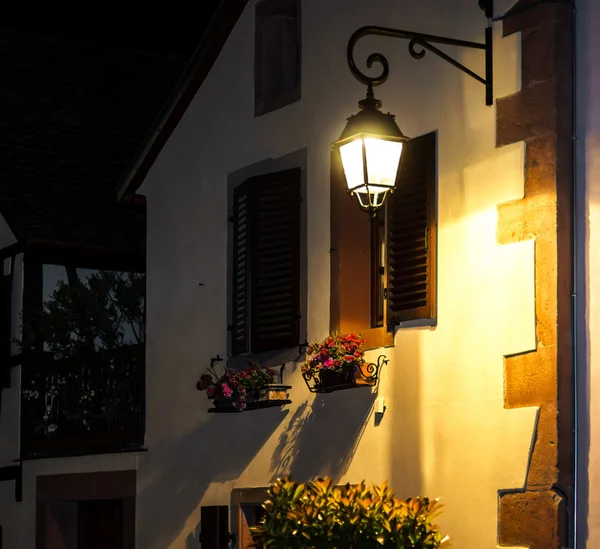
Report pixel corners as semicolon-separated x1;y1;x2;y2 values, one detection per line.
196;360;291;412
250;476;450;548
301;332;385;392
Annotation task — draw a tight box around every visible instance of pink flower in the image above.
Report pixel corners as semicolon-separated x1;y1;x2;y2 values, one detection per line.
233;400;247;411
206;386;216;397
221;383;232;398
323;358;334;369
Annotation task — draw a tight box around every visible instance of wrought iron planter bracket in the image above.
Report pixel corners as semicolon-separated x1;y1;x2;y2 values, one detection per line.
303;355;389;394
205;357;292;413
210;355;223;368
347;0;494;105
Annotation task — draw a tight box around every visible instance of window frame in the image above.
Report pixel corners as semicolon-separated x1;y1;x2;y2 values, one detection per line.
228;157;307;360
231;488;269;549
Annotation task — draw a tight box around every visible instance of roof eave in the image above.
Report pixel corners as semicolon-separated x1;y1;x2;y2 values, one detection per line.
115;0;251;201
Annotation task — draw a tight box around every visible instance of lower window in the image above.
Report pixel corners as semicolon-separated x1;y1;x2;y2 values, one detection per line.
36;471;135;549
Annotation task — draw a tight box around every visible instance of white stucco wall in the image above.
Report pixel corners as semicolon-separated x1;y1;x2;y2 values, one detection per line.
579;0;600;546
133;1;537;548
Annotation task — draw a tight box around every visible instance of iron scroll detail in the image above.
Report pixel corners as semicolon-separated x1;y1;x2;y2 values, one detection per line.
346;1;494;106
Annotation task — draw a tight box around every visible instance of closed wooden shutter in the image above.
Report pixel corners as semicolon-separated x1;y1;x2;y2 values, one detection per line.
200;506;229;549
254;0;301;115
231;168;301;355
386;132;437;324
0;269;12;389
231;185;251;356
249;168;301;353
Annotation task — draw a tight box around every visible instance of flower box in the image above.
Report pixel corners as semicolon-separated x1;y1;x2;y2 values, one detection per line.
197;357;292;413
301;332;387;393
209;384;292;413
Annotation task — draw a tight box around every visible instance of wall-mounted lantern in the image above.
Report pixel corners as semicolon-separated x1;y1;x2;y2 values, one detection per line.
333;0;494;214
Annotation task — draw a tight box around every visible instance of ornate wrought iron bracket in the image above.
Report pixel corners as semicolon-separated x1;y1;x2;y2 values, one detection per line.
303;355;389;394
347;1;494;105
210;355;223;368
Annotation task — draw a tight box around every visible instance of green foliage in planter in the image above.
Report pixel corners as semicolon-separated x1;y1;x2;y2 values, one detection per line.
250;477;449;549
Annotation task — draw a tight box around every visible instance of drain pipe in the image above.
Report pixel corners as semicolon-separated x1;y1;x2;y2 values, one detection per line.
572;0;581;546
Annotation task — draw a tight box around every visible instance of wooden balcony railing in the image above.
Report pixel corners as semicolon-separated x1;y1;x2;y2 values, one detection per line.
20;344;145;458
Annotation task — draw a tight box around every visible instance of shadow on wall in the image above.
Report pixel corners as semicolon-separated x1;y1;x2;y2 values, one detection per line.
136;407;288;549
389;331;422;499
269;389;376;484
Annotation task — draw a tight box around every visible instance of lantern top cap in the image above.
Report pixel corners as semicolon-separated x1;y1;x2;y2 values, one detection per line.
335;86;410;144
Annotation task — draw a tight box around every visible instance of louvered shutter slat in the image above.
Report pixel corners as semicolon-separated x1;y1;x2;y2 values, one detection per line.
231;187;250;355
250;168;301;353
387;132;437;324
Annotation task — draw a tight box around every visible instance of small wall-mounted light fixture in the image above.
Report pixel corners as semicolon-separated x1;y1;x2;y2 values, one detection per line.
333;0;494;215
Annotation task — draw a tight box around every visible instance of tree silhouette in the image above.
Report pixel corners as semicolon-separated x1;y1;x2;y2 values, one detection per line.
20;270;145;359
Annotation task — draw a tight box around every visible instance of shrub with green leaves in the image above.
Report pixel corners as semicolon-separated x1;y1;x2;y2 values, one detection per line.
250;477;450;549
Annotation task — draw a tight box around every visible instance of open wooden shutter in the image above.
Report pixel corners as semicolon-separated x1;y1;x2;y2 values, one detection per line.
200;506;229;549
386;132;437;324
231;185;251;355
249;168;301;353
0;265;13;389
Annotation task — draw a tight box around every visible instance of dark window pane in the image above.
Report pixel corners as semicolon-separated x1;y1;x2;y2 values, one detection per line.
78;499;123;549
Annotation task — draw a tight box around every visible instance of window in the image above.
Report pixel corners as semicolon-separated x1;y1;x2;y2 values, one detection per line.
36;471;136;549
230;168;301;356
19;248;146;457
331;132;437;347
231;487;269;549
254;0;301;116
238;505;266;549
